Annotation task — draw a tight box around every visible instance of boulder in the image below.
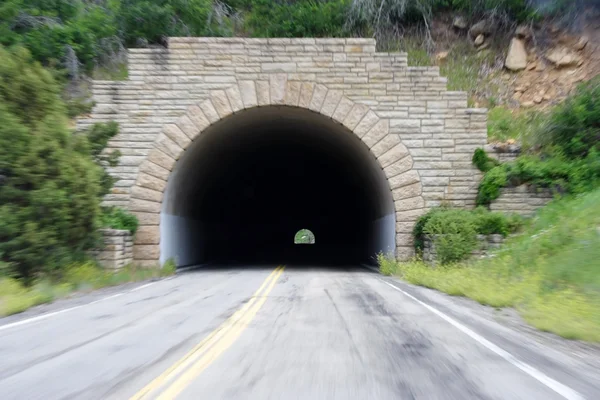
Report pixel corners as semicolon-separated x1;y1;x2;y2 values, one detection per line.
505;38;528;71
453;16;468;30
515;25;531;39
546;47;582;68
474;34;485;47
469;20;491;40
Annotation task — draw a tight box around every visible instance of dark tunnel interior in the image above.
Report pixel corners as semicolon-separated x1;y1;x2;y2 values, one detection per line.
160;106;395;267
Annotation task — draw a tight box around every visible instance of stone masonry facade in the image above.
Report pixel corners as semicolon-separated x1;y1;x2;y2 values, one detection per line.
77;37;488;266
90;229;134;270
490;184;554;217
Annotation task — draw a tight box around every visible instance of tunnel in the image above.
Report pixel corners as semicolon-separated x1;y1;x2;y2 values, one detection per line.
160;106;396;267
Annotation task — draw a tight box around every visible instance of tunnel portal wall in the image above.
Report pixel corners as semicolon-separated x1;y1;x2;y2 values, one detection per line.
77;37;488;266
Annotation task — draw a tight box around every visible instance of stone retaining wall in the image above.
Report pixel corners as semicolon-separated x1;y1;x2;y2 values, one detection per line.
423;234;505;264
91;229;134;270
490;184;554;217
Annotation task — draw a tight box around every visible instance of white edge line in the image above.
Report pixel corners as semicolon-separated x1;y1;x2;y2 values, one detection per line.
377;278;586;400
0;279;163;333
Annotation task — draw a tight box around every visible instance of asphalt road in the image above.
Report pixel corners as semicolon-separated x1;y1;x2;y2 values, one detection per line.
0;265;599;400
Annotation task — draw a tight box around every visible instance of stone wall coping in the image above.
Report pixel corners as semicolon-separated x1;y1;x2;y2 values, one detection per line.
98;228;133;236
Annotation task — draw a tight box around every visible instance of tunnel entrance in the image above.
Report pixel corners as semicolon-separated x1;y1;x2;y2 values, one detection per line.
294;229;315;245
160;106;395;267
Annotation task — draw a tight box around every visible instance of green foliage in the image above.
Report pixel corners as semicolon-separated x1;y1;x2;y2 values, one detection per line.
377;252;398;276
543;77;600;160
100;207;139;234
84;121;121;197
294;229;315;244
487;106;545;144
477;79;600;206
1;261;176;316
414;207;522;264
390;188;600;342
0;46;106;281
422;209;479;264
244;0;348;38
472;148;500;172
161;258;177;276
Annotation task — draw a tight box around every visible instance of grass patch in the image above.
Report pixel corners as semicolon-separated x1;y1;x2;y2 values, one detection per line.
0;261;176;317
381;188;600;342
487;106;546;143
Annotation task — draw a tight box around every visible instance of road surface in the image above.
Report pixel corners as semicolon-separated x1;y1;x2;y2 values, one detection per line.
0;265;599;400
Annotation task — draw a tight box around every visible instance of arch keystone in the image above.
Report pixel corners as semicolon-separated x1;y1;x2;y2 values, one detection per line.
270;74;287;104
239;81;258;108
256;81;270;106
284;81;301;106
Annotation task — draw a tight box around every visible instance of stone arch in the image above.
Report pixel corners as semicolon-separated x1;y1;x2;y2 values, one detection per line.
129;78;424;266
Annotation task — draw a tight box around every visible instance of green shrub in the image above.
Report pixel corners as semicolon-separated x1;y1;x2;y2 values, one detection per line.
477;78;600;206
543;77;600;160
472;207;514;236
472;148;500;172
100;207;139;235
421;209;478;264
245;0;348;38
161;258;177;276
0;46;104;282
377;252;398;276
414;207;522;264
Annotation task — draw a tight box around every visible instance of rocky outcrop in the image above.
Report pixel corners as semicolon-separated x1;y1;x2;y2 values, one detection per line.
546;47;582;68
505;38;528;71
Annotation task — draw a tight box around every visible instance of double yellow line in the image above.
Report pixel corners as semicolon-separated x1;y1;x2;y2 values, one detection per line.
130;266;285;400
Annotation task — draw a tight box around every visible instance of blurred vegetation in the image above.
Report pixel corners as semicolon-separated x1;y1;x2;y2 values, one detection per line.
0;261;175;316
382;187;600;342
475;77;600;206
0;45;137;283
412;207;523;264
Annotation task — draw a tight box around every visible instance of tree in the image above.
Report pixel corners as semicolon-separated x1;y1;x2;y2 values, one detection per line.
0;45;105;281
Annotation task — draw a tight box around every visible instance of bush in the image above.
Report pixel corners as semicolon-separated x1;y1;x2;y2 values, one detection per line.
100;207;139;235
0;46;105;282
414;207;522;264
543;77;600;160
245;0;348;38
476;78;600;206
472;148;500;173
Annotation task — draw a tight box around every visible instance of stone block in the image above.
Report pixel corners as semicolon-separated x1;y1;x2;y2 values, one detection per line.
256;80;271;106
135;226;160;245
309;84;328;112
239;80;258;108
226;85;244;112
